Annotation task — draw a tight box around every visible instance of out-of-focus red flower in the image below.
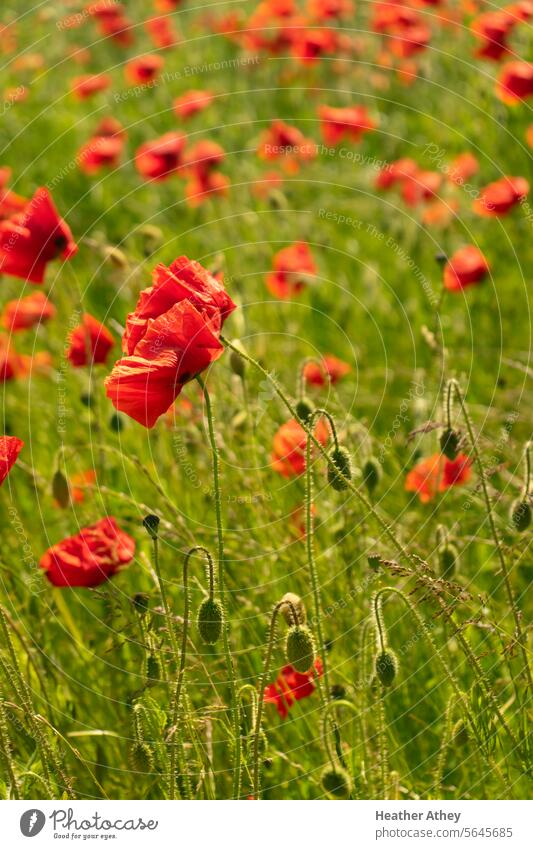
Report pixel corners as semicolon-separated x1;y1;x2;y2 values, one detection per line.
252;170;284;198
0;435;23;486
94;116;126;139
271;417;329;478
1;291;55;331
264;658;323;718
0;188;77;284
135;131;187;181
307;0;354;21
303;354;351;386
266;241;317;299
184;171;230;207
68;314;114;367
447;152;479;185
144;15;180;49
405;453;471;503
473;176;529;216
71;73;111;99
0;167;27;219
291;26;338;65
70;469;97;504
183;140;225;178
124;54;164;85
174;89;214;119
0;335;23;381
471;11;515;61
78;134;124;175
401;170;441;206
88;3;134;47
496;61;533;103
443;246;490;291
257;120;316;173
105;257;236;427
376;157;418;190
318;105;376;145
154;0;183;9
40;516;135;587
389;22;431;57
421;198;458;227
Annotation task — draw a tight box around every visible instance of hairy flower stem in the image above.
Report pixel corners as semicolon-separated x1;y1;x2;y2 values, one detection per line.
197;376;241;799
150;536;179;661
432;695;457;798
446;379;532;697
321;699;358;783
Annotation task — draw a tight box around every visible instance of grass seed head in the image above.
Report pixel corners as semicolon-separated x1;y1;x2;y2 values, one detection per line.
129;742;153;773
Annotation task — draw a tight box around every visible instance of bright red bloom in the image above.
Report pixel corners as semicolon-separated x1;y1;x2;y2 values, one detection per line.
78;135;124;175
71;73;111;99
0;188;77;284
271;417;329;478
318;105;376;145
266;241;317;299
40;516;135;587
0;167;27;219
174;89;214;119
124;54;164;85
1;291;55;331
105;257;236;427
264;658;323;719
405;453;471;503
0;436;23;486
135;132;187;181
303;353;351;386
496;61;533;103
443;246;490;292
68;314;114;367
473;176;529;216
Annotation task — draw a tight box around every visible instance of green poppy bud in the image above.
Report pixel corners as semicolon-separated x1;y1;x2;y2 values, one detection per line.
321;766;352;799
328;446;352;491
52;469;70;509
109;412;125;432
363;456;382;494
440;427;460;460
375;650;397;687
197;597;223;645
511;499;531;533
286;625;315;673
296;397;314;425
367;552;381;572
142;514;160;540
102;245;128;269
133;593;150;614
146;654;160;683
140;224;163;256
230;349;246;378
438;543;459;579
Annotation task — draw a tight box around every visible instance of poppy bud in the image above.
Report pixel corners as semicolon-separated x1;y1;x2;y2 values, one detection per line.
330;683;346;700
143;514;160;540
80;392;92;407
440;427;460;460
102;245;128;269
327;445;352;491
280;592;306;626
129;741;153;772
295;396;314;424
367;552;381;572
197;597;223;644
363;456;381;494
510;499;531;532
435;252;447;265
438;543;459;578
375;649;397;687
52;469;70;508
286;625;315;673
133;593;150;614
230;349;246;378
146;654;160;682
140;224;163;256
321;766;352;799
109;412;125;432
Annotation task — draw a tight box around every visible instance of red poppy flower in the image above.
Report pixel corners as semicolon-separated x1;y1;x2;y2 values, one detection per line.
405;453;471;503
105;257;236;427
70;470;97;504
471;11;515;61
144;16;180;49
1;291;55;331
0;335;26;381
184;171;230;207
124;54;164;85
257;121;316;172
443;246;490;291
271;417;329;478
174;90;214;119
182;140;226;178
447;152;479;185
376;157;418;190
291;26;338;65
266;241;317;299
496;61;533;103
0;167;27;220
303;354;351;386
135;131;187;181
71;74;111;99
253;170;284;198
40;516;135;588
0;188;77;284
0;435;23;485
78;135;124;175
421;198;458;227
68;314;114;367
401;170;441;206
264;658;323;719
318;105;376;145
307;0;354;21
94;116;126;139
88;4;134;47
473;176;529;216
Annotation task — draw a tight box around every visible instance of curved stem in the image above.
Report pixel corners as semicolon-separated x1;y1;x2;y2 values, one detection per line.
372;594;387;655
298;357;323;398
523;441;532;495
311;408;340;452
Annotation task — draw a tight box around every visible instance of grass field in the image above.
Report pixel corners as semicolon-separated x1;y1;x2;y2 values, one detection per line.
0;0;531;801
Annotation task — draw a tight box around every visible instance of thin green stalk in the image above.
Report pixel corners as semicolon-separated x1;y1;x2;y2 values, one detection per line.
0;698;20;798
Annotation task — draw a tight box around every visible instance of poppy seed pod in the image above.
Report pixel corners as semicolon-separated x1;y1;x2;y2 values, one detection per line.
230;349;246;378
296;396;314;424
197;597;223;644
140;224;163;255
129;741;153;773
133;593;150;614
280;592;306;626
438;543;459;579
286;625;315;673
375;649;397;687
321;765;352;799
440;427;460;461
109;412;125;432
142;514;160;540
510;499;531;532
52;469;70;508
363;456;382;494
328;445;352;491
146;654;160;682
102;245;128;270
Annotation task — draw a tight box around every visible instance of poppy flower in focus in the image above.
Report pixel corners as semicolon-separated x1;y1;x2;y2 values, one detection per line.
0;167;27;219
443;245;490;291
271;416;329;478
105;257;236;427
71;74;111;99
40;516;135;587
473;176;529;216
266;241;317;299
264;658;323;718
0;435;23;486
1;291;55;331
124;54;164;85
68;314;114;367
174;89;214;119
448;152;479;185
134;131;187;181
0;188;78;284
257;120;316;173
318;105;376;145
405;452;471;503
496;61;533;103
303;354;351;386
78;135;124;175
